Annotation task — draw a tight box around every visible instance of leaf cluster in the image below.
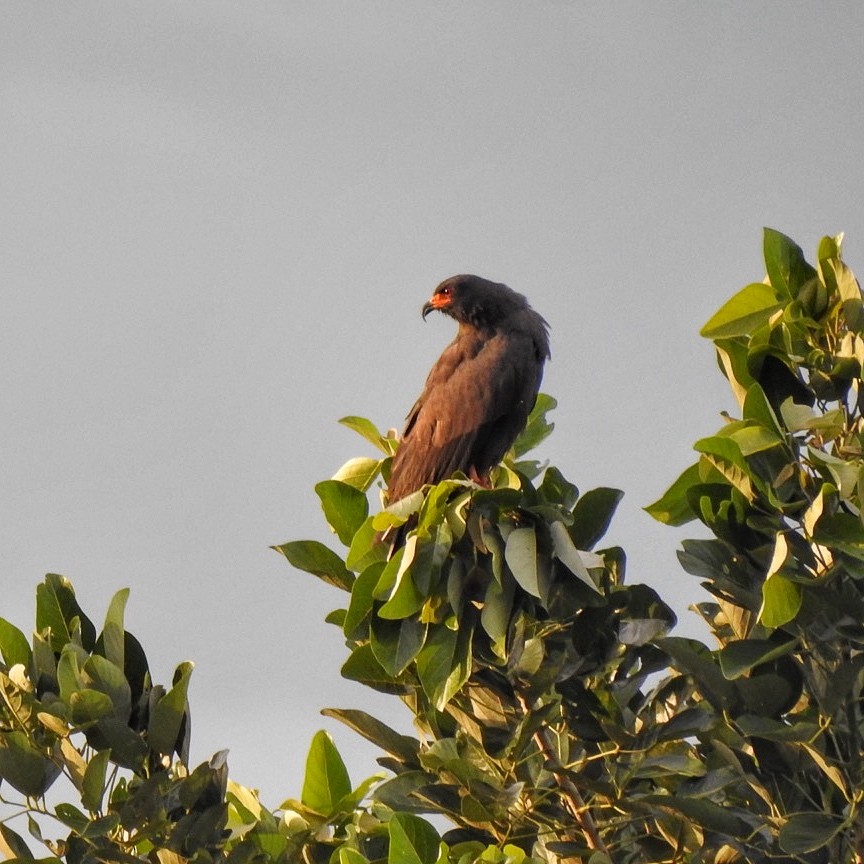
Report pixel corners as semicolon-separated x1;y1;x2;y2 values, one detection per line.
649;228;864;859
0;575;226;864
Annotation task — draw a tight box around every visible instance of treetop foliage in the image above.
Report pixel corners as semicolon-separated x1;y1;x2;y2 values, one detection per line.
2;229;864;863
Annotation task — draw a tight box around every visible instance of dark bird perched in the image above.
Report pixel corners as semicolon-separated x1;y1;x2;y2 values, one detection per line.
387;275;550;505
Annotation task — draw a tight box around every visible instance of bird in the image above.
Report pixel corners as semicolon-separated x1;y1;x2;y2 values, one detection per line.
386;275;550;506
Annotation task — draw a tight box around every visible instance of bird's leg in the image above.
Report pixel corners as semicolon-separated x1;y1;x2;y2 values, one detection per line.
468;465;491;488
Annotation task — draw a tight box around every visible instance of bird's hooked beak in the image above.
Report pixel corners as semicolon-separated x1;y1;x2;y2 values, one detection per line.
421;292;451;320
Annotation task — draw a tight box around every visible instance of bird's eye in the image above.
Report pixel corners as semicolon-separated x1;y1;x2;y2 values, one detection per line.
440;286;451;297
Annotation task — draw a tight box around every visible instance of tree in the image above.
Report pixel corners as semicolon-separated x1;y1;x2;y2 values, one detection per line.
1;229;863;863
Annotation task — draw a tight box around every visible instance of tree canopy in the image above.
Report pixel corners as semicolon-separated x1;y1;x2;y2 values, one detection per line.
2;229;864;863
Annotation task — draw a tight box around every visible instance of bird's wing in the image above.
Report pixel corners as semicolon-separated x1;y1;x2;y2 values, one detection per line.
388;329;542;500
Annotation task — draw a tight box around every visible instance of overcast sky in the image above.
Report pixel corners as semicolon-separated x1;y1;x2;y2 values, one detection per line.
3;2;864;805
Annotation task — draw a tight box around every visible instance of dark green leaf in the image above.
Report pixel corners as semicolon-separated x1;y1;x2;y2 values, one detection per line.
779;812;844;855
272;540;354;591
639;794;752;839
343;563;383;638
718;637;797;680
569;487;624;549
321;709;419;765
341;644;404;695
656;637;738;712
0;731;61;797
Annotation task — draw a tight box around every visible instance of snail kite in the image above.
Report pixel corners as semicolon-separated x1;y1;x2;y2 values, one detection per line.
387;275;550;503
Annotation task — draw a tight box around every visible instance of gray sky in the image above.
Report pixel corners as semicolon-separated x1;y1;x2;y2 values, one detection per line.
3;2;864;805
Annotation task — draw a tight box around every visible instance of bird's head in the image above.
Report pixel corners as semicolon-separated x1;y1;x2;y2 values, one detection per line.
422;274;528;329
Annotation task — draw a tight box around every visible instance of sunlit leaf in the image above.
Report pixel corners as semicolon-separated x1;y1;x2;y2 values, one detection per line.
763;227;816;300
512;393;556;457
645;463;701;526
301;730;352;817
339;415;393;454
332;456;383;491
316;480;369;546
0;618;31;668
700;282;783;339
387;812;440;864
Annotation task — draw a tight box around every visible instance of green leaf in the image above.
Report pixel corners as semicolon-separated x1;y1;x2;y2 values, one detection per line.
700;282;783;339
148;661;193;758
759;534;802;627
332;456;383;491
341;644;403;695
273;540;354;591
504;526;541;598
694;435;753;500
81;748;111;812
416;622;472;710
763;227;816;300
100;588;128;671
759;571;802;628
645;463;701;526
0;618;31;668
84;654;131;716
718;637;797;680
301;730;352;817
321;708;419;765
512;393;556;458
378;541;426;620
69;689;115;725
343;563;382;637
339;415;393;454
0;731;62;797
549;522;601;593
0;823;34;860
779;812;844;855
638;794;752;839
346;515;389;572
371;617;427;677
568;487;624;548
316;480;369;547
387;812;440;864
37;574;97;653
656;637;738;712
742;383;784;438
